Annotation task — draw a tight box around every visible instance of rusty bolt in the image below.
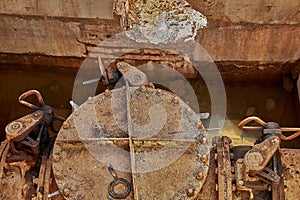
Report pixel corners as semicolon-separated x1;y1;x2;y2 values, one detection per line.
197;122;203;129
63;188;70;197
52;154;60;162
104;89;111;97
238;180;244;186
140;86;147;92
62;122;69;129
172;96;179;104
271;138;279;144
74;108;80;115
88;96;93;103
201;155;208;164
215;184;219;191
196;172;204;180
201;137;208;144
12;123;20;129
187;188;194;197
156;89;163;96
232;184;236;191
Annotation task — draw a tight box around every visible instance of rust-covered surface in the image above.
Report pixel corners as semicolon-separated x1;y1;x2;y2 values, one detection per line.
280;148;300;200
52;86;210;199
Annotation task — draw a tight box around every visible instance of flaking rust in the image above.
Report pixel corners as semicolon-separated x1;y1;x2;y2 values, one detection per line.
52;83;210;199
114;0;207;44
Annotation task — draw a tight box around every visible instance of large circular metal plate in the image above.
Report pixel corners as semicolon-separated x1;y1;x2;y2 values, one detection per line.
52;86;210;199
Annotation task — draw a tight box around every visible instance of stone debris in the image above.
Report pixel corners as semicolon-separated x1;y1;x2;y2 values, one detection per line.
115;0;207;44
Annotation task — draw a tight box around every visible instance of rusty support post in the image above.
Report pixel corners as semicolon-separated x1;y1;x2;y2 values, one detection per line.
216;136;232;200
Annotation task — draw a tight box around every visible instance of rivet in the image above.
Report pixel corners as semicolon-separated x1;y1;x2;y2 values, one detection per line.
271;138;279;144
62;122;69;129
52;154;60;162
104;89;111;97
88;96;93;102
140;86;147;92
187;188;194;197
63;188;70;197
238;180;244;186
201;155;208;164
197;122;203;129
74;108;80;115
156;89;162;96
172;96;179;104
196;172;204;180
12;123;20;129
201;137;208;144
232;184;236;191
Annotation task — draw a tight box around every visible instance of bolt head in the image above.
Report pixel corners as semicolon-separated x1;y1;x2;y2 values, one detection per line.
187;188;194;197
172;97;179;104
104;89;111;97
238;180;244;186
156;89;162;96
52;154;60;162
62;122;69;129
196;172;204;180
201;155;208;164
201;137;208;144
197;122;203;129
63;188;70;197
271;138;279;144
140;86;147;92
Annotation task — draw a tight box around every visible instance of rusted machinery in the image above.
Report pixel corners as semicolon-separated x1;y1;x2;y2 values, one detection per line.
0;63;300;200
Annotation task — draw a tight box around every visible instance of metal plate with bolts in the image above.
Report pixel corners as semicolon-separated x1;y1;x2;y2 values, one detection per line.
52;86;210;199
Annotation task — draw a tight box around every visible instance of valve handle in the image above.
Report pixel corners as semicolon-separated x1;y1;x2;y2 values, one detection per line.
19;90;65;123
238;116;300;141
19;90;45;110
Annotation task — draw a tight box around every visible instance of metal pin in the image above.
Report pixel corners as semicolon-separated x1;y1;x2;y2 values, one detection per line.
48;190;61;198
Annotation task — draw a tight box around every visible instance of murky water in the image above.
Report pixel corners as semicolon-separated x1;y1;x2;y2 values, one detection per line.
0;66;299;148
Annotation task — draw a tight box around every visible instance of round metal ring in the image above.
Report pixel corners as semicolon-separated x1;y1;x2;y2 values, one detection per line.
108;178;131;199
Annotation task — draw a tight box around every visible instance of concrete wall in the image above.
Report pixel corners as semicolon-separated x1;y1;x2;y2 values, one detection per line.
0;0;114;19
0;0;299;73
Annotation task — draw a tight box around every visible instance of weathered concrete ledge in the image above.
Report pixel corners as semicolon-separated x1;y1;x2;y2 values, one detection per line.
0;0;299;77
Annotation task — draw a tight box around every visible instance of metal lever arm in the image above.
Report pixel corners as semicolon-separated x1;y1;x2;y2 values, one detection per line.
238;116;300;141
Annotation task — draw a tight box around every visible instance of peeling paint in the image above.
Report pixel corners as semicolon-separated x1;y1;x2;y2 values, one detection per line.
117;0;207;44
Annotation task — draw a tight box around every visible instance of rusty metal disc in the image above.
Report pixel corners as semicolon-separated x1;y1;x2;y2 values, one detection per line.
52;86;210;199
